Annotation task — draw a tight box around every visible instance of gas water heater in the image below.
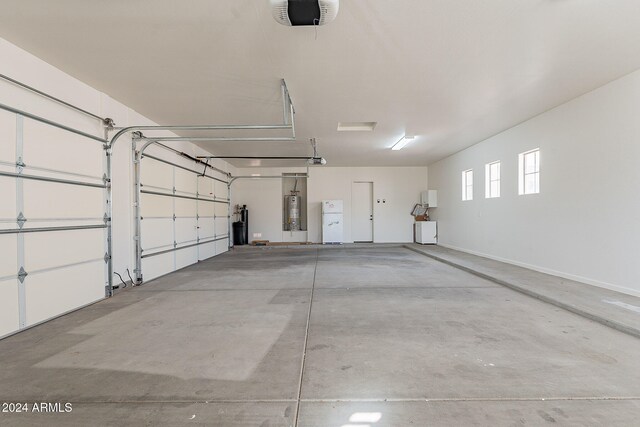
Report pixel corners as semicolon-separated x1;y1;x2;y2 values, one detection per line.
284;193;301;231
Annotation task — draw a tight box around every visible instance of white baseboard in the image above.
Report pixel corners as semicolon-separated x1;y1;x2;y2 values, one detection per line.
437;242;640;298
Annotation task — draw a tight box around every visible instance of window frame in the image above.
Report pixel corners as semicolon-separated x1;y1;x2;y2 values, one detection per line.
518;148;540;195
461;169;473;201
485;160;501;199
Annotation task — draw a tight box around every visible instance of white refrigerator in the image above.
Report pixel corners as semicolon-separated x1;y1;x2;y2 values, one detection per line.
322;200;343;244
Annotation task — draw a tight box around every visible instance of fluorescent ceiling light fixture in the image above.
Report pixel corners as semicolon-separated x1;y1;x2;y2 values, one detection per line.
337;122;377;131
391;135;414;151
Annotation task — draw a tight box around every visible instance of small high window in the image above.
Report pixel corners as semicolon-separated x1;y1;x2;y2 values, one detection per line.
461;169;473;201
518;149;540;195
485;161;500;198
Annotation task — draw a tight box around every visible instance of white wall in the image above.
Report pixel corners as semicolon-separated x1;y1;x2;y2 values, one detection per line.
232;166;428;243
0;38;233;336
428;69;640;297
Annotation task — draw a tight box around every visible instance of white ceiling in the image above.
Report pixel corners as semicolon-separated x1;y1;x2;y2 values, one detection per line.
1;1;640;167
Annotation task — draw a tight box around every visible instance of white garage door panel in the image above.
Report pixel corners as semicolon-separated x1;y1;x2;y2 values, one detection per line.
24;229;104;272
141;193;173;217
141;159;172;190
215;180;228;199
141;219;173;250
175;247;198;270
0;234;17;278
23;181;103;219
215;217;229;236
175;218;197;244
0;101;108;339
215;202;228;216
197;177;214;198
0;110;16;163
198;241;216;261
0;177;16;226
0;280;19;337
142;253;174;281
137;152;230;284
23;120;102;176
199;221;215;239
197;202;215;217
25;261;104;326
216;238;229;255
175;168;196;194
175;199;197;217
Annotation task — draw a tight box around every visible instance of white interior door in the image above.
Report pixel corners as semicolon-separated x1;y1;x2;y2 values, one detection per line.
352;182;373;242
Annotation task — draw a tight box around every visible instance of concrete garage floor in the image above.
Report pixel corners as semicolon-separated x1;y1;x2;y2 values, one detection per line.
1;247;640;426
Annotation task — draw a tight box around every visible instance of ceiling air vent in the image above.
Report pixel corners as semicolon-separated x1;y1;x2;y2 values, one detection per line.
271;0;339;26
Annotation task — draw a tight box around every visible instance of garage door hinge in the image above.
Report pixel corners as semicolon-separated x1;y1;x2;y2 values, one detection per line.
16;157;25;172
102;174;110;184
172;187;176;194
17;267;28;283
173;214;176;221
173;241;177;248
104;252;111;263
103;213;110;224
16;212;27;229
